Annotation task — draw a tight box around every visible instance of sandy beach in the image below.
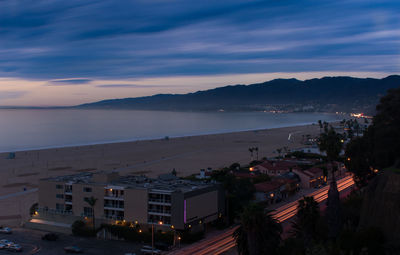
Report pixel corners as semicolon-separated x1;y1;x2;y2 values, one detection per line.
0;123;320;226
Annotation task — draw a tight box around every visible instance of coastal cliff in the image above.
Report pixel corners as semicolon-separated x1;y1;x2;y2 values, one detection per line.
358;169;400;250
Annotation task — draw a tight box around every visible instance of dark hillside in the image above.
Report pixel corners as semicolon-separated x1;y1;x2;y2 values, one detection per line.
78;75;400;112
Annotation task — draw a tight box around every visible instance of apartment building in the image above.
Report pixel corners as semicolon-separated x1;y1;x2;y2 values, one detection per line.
36;172;225;231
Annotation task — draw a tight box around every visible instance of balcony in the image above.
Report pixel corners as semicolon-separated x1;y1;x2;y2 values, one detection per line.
104;195;124;201
104;203;124;211
148;198;171;205
148;209;171;216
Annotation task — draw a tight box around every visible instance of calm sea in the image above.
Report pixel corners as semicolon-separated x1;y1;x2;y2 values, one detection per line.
0;109;342;152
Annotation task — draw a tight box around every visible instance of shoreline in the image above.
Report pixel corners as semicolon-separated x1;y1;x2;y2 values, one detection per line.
0;122;324;225
0;120;330;154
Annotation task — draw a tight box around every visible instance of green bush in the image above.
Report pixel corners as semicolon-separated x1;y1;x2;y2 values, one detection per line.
72;220;95;237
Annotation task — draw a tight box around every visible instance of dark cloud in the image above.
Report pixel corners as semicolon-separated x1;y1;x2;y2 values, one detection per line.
0;0;399;81
96;84;180;88
96;84;154;88
48;79;92;85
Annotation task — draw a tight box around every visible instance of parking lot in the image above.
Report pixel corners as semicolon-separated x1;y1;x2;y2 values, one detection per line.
0;228;141;255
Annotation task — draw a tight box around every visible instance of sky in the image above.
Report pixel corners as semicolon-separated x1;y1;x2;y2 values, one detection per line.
0;0;399;106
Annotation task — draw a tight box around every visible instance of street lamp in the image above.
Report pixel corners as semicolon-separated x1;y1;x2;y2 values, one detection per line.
152;221;163;255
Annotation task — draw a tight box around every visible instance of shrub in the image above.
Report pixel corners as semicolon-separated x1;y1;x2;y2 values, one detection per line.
72;220;95;237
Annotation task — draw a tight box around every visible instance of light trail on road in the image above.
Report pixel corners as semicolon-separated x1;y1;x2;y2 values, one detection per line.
169;175;354;255
273;175;354;222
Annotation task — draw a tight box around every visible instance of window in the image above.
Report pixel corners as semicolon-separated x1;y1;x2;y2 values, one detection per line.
56;194;64;199
83;187;92;192
84;207;93;217
56;184;63;189
56;203;64;211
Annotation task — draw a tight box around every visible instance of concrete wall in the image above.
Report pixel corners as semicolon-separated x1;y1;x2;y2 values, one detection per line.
124;188;148;223
185;190;218;224
171;192;184;229
38;180;64;209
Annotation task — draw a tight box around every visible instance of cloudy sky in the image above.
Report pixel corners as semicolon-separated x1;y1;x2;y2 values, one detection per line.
0;0;399;106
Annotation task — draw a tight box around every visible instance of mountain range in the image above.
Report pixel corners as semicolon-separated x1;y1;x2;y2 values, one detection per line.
77;75;400;113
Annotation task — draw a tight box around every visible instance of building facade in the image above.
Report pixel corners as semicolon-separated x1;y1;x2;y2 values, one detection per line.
36;172;225;231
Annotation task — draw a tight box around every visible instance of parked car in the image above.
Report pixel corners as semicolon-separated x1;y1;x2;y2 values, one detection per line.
140;245;161;255
7;244;22;252
42;233;59;241
0;227;12;234
64;246;83;253
0;243;6;249
0;239;14;246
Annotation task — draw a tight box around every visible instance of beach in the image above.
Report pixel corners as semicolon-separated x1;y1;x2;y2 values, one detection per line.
0;123;321;226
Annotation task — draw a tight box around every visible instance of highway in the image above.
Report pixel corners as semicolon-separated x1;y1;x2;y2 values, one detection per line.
170;174;354;255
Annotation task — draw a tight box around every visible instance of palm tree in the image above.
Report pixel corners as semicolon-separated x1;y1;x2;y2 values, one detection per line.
248;148;254;161
84;196;98;232
234;204;282;255
291;196;320;248
255;147;259;160
318;120;323;133
318;126;343;174
276;148;282;159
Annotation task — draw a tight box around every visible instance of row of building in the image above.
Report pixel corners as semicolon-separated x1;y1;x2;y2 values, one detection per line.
240;159;346;205
32;171;225;233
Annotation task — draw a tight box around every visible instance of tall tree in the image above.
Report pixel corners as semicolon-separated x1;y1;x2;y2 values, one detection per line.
368;87;400;169
318;127;343;242
84;196;98;232
318;127;343;164
326;177;341;240
345;137;372;187
234;204;282;255
291;196;320;248
318;120;323;133
249;148;254;161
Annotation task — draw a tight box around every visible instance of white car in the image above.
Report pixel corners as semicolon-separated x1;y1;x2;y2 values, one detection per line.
0;239;14;246
0;227;12;234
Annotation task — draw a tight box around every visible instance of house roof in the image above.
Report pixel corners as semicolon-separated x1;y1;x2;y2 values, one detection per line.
256;160;297;171
305;167;323;176
233;171;259;179
255;181;283;193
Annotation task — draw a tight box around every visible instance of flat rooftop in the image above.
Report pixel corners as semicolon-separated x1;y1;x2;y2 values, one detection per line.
42;172;214;193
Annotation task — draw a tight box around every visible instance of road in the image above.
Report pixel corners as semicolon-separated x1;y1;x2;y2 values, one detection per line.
0;228;141;255
170;175;355;255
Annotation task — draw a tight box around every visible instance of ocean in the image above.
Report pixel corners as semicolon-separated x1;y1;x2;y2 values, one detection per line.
0;109;342;152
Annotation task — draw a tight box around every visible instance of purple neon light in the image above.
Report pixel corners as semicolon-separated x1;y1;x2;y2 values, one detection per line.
184;200;187;223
